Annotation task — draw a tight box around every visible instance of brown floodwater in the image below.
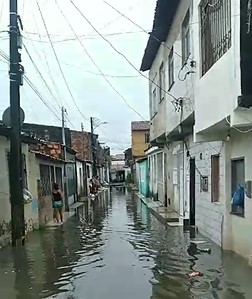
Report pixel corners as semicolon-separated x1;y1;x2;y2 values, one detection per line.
0;188;251;299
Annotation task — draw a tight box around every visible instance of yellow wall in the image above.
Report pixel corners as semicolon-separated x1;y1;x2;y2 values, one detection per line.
132;130;149;158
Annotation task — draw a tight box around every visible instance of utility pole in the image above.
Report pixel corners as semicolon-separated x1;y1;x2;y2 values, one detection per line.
81;122;85;161
9;0;25;246
62;107;69;211
90;117;97;177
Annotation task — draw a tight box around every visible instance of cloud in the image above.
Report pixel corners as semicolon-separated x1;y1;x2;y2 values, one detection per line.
0;0;155;153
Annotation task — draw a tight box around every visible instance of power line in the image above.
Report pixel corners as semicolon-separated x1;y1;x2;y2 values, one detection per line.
23;29;147;43
36;0;90;123
103;0;189;62
62;62;141;78
103;1;241;63
0;48;69;125
24;75;61;122
55;0;146;120
31;4;63;105
23;42;62;110
69;0;178;105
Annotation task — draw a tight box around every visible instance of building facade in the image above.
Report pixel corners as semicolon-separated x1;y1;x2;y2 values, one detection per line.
140;0;252;263
131;121;150;159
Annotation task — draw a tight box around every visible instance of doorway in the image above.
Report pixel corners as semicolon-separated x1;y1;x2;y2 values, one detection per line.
189;158;196;226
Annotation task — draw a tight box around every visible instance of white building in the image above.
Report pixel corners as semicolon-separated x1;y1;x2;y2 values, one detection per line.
140;0;252;263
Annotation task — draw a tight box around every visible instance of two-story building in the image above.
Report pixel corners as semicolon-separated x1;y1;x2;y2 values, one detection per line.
141;0;252;264
193;0;252;263
131;121;150;188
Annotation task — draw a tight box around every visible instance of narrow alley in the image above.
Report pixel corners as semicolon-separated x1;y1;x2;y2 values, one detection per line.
0;189;251;299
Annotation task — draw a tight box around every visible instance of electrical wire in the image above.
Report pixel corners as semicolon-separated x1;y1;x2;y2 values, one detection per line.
225;117;252;134
55;0;146;120
103;1;241;64
61;62;141;78
23;43;62;110
23;44;74;127
31;4;63;105
24;75;61;122
36;0;90;123
23;30;147;43
103;0;192;62
0;48;70;125
69;0;178;105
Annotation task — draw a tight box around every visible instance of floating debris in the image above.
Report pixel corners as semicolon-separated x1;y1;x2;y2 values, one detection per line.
188;271;203;278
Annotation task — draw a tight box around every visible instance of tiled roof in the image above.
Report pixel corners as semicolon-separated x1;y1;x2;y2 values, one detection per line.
131;121;150;131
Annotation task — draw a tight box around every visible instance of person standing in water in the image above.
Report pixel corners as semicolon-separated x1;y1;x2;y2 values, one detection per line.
52;183;64;223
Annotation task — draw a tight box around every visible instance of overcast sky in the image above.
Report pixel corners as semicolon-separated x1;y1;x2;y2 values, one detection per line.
0;0;155;153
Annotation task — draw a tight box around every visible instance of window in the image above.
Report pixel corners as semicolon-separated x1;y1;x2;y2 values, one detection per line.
200;0;231;75
50;165;55;185
159;62;165;101
39;164;51;196
168;47;174;89
231;158;245;217
145;133;150;144
211;155;220;202
200;176;208;192
55;167;63;189
182;10;190;65
151;88;157;117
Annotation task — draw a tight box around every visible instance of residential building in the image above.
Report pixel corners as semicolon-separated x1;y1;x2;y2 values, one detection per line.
124;147;132;167
131;121;150;187
136;157;149;197
29;140;65;225
141;0;197;221
71;130;93;197
110;154;128;184
0;125;39;245
193;0;252;262
23;123;77;207
131;121;150;159
0;123;70;244
140;0;252;264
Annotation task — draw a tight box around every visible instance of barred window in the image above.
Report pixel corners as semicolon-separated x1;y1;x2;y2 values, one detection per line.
39;164;51;196
200;0;231;75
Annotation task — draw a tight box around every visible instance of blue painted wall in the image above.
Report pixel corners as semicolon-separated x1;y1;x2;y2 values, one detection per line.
138;159;149;197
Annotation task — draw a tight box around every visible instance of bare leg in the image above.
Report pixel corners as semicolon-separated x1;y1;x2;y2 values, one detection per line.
54;208;60;223
59;207;63;222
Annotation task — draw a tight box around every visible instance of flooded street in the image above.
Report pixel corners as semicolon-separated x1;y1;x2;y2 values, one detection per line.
0;189;252;299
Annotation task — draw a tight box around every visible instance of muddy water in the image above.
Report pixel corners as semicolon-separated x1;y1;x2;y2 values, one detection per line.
0;188;251;299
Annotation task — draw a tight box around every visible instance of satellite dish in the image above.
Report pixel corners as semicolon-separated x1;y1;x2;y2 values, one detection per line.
2;106;25;127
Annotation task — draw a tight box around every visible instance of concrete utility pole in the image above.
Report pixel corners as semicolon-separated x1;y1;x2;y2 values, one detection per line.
90;117;97;177
9;0;25;246
62;107;69;211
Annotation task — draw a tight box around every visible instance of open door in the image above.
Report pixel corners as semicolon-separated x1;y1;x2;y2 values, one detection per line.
189;158;196;226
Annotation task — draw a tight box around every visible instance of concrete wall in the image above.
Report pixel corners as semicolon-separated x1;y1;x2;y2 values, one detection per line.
138;160;149;197
222;132;252;260
193;0;251;134
36;158;64;225
0;136;39;240
189;137;225;246
131;130;149;158
148;0;195;141
147;149;163;201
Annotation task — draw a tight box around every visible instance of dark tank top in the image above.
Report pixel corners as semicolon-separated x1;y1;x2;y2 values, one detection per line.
52;191;62;202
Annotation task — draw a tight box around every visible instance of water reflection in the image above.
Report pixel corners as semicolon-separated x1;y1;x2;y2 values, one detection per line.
0;190;251;299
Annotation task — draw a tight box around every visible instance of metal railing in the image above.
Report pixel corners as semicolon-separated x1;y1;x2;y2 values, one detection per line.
200;0;231;75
